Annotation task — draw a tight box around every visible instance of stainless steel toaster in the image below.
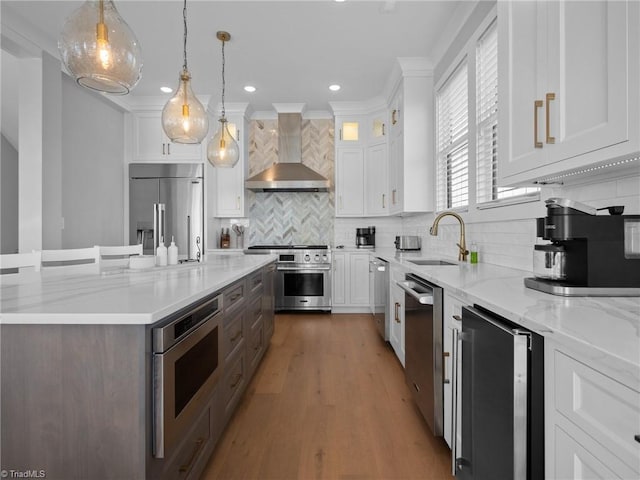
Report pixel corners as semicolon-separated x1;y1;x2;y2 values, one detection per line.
394;235;422;251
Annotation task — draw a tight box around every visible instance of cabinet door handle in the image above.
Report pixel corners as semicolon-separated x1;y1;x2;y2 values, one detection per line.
534;100;543;148
382;194;386;209
382;123;386;136
162;143;166;155
339;128;343;141
443;351;450;384
392;189;396;205
236;129;240;141
392;109;397;125
167;143;171;155
545;92;556;144
395;302;401;323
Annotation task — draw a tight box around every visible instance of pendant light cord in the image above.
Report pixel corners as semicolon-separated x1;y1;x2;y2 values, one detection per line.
182;0;188;72
220;38;226;118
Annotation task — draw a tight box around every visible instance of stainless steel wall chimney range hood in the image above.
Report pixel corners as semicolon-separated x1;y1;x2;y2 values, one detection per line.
245;112;330;192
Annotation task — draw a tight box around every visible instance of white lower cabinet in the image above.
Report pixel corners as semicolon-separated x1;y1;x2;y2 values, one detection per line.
443;291;465;462
546;340;640;479
331;251;370;312
388;265;407;366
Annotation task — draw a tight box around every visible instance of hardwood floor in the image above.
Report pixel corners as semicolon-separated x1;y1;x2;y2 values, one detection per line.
200;313;453;480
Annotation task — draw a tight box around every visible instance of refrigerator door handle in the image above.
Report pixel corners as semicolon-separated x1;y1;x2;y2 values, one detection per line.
154;203;166;253
187;215;191;260
513;331;530;480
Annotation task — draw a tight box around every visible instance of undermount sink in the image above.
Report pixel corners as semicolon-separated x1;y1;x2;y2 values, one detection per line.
407;259;457;266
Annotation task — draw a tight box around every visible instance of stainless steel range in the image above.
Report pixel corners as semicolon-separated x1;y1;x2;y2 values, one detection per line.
245;245;331;312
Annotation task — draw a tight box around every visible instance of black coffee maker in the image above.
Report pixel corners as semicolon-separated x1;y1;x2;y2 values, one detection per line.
356;226;375;249
525;198;640;296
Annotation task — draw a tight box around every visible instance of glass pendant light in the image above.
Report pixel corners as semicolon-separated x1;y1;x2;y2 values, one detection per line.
58;0;143;94
161;0;208;144
207;31;240;168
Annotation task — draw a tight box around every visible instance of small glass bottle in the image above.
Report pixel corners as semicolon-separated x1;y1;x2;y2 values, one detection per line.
470;242;478;264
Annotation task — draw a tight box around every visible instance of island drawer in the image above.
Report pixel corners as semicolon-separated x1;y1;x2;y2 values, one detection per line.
246;295;263;330
223;280;245;314
223;309;245;361
554;350;640;474
162;404;211;480
221;348;246;417
248;270;264;297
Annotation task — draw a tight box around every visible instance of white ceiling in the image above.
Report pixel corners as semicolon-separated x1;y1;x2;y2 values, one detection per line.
1;0;471;116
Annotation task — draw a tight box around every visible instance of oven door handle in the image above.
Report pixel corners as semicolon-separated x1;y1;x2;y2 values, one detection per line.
276;265;331;271
396;281;434;305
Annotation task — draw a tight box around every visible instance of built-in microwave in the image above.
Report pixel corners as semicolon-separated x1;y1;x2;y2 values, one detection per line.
152;293;223;459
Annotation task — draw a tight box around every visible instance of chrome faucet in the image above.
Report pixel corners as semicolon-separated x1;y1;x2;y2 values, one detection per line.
429;211;469;262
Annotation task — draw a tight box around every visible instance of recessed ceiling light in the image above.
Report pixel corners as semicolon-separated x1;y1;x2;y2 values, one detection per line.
160;86;173;93
244;85;256;93
329;84;341;92
335;0;346;3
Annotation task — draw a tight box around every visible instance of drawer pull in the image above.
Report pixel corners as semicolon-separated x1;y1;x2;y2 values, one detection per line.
452;315;462;321
230;373;243;389
229;293;242;303
178;437;204;474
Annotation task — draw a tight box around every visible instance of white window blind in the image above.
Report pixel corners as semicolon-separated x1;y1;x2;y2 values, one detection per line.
436;61;468;211
476;19;539;204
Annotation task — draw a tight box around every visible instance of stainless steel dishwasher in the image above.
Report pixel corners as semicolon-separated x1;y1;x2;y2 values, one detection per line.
369;257;389;341
398;273;444;436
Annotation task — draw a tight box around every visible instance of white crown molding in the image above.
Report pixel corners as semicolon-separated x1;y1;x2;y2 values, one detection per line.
272;103;307;115
250;108;332;120
329;96;387;116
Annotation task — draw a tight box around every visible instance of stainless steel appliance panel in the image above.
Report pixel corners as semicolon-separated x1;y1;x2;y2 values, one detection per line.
457;305;544;480
369;257;389;340
129;163;203;260
275;266;331;311
159;177;203;261
399;274;444;436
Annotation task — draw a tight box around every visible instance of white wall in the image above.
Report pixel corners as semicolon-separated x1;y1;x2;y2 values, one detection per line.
61;75;125;248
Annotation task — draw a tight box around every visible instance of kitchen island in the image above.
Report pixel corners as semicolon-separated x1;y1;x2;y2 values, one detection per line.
0;253;276;480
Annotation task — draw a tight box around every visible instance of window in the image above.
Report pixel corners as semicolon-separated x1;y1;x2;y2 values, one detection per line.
476;19;538;204
436;61;469;211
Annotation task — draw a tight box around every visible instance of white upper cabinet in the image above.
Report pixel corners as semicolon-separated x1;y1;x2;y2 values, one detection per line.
335;116;365;146
132;110;204;162
208;104;250;218
498;0;640;185
388;64;434;214
335;146;365;216
365;142;388;215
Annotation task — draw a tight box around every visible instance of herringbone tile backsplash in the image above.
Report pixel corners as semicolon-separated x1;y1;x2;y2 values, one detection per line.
248;118;334;245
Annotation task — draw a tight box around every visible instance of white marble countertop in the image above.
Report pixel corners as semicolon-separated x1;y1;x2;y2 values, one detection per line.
372;247;640;388
0;253;276;325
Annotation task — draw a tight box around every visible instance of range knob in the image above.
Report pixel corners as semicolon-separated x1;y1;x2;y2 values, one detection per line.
322;254;328;262
304;254;311;262
314;254;320;262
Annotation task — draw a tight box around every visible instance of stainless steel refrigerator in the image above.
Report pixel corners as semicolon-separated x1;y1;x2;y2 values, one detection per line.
129;163;203;261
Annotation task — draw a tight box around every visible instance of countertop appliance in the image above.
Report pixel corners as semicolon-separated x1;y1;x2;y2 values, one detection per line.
525;197;640;296
394;235;422;251
245;245;331;311
129;163;203;262
369;257;389;341
356;226;375;249
398;273;444;436
456;305;544;480
152;293;223;459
